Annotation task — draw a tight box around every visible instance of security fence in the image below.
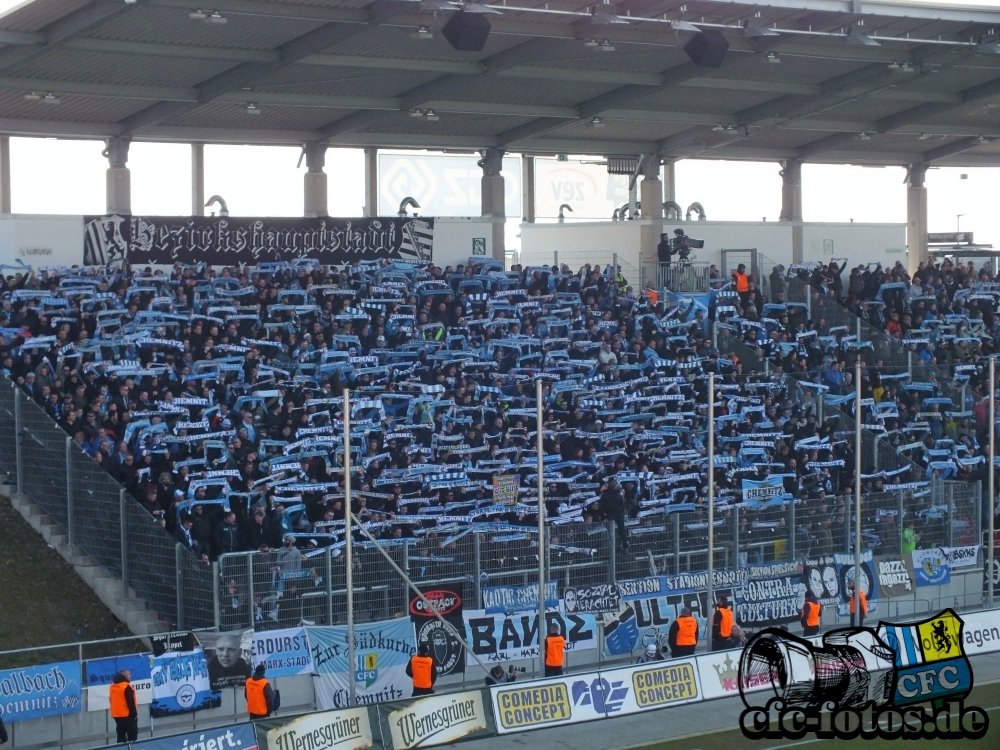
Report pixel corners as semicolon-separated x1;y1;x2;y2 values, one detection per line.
217;480;981;631
0;375;986;638
0;381;213;629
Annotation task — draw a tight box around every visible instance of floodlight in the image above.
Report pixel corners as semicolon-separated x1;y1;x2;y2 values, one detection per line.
411;26;434;39
208;11;227;23
600;39;615;52
42;93;60;105
671;19;701;33
766;52;780;63
246;102;261;115
591;117;605;128
846;29;879;46
743;22;779;38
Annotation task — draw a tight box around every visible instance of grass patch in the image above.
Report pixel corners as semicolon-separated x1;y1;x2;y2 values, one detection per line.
0;495;135;669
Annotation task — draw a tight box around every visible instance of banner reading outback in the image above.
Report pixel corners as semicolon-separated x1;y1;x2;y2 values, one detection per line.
82;215;434;265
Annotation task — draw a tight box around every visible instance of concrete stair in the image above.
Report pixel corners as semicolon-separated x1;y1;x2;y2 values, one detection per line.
0;478;168;637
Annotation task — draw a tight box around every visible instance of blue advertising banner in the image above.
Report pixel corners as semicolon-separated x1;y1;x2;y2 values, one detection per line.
482;581;559;615
84;654;153;712
0;661;82;722
131;723;259;750
150;649;221;717
250;627;314;678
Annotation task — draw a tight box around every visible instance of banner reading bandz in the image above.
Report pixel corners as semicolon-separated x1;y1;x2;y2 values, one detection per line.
83;215;434;265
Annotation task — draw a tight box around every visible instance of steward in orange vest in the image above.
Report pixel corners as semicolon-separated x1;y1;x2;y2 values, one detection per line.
848;580;868;628
544;623;566;677
669;607;699;657
711;596;736;652
406;644;438;696
245;665;275;719
800;591;822;636
110;670;138;742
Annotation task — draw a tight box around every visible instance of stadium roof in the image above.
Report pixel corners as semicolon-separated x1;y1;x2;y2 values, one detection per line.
3;0;1000;166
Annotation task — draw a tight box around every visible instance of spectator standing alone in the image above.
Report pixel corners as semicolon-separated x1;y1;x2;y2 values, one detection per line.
848;579;868;628
732;264;751;309
543;623;566;677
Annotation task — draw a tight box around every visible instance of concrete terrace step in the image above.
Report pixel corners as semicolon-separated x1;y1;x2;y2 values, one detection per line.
2;477;172;637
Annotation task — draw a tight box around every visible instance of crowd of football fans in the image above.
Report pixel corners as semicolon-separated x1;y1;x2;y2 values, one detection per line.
0;252;994;586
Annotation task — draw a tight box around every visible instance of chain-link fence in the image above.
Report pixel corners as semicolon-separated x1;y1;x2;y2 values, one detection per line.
2;381;213;630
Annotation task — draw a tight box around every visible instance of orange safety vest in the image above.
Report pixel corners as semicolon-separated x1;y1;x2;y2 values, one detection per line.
718;608;734;638
643;289;659;305
410;656;434;689
734;272;749;293
245;677;269;716
109;681;131;719
676;616;698;646
545;635;566;667
848;590;868;616
803;601;821;627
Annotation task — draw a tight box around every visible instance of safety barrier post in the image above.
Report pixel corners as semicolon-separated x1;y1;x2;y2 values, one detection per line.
788;498;796;559
65;436;74;548
707;373;715;617
344;388;356;706
13;385;21;497
120;488;128;602
854;362;863;623
673;513;681;574
535;378;546;680
990;357;995;608
473;531;482;608
897;490;904;555
246;552;255;630
212;561;221;631
175;543;184;630
325;544;333;626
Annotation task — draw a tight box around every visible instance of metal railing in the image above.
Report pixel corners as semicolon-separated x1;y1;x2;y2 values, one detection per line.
659;262;711;293
0;381;213;630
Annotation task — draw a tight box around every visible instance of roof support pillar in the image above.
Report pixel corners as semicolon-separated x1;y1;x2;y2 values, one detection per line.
662;159;676;204
480;147;505;264
640;153;662;288
191;143;205;216
105;136;130;215
363;147;378;217
0;136;10;214
521;154;535;224
780;159;803;264
304;143;328;218
907;163;929;277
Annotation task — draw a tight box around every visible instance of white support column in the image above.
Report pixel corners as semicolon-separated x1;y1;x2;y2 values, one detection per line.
0;136;10;214
906;163;929;277
105;136;131;215
191;143;205;216
480;147;505;263
522;154;535;223
364;147;378;217
662;159;676;204
779;158;803;264
639;153;663;287
304;143;328;218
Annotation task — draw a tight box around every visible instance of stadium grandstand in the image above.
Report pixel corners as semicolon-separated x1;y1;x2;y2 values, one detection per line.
0;0;998;748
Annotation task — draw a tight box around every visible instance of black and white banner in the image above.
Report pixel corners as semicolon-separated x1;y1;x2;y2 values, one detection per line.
83;215;434;265
564;584;621;615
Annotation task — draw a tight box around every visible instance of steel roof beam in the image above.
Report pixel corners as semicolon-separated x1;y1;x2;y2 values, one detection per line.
0;0;134;74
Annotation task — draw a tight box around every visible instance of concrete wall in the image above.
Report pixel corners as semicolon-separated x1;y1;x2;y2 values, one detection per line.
520;220;907;285
519;221;642;277
0;214;84;268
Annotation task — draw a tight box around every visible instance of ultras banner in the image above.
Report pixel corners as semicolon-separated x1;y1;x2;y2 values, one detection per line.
83;216;434;265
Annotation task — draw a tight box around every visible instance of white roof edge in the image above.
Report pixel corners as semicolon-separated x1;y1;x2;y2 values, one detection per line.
701;0;1000;24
